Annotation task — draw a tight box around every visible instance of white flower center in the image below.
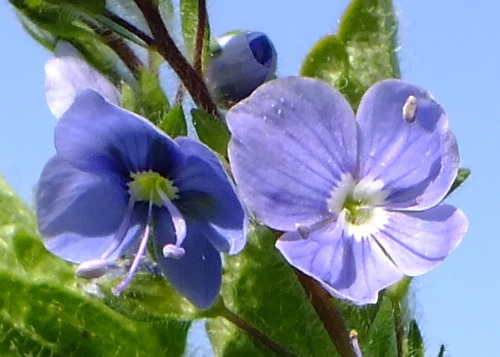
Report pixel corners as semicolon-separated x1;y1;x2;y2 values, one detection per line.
327;173;389;241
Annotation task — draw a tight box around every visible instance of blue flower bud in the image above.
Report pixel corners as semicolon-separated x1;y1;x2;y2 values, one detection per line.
205;31;277;106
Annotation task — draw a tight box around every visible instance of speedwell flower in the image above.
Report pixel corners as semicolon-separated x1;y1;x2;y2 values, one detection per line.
36;89;246;309
205;31;277;105
227;77;467;304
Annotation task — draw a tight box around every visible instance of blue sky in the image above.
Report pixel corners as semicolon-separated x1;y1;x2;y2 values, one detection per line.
1;1;498;356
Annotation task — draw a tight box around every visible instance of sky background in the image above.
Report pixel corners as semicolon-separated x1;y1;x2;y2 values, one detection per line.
0;1;498;356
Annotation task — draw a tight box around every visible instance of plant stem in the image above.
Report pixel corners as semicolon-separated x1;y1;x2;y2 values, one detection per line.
87;22;143;77
193;0;207;75
104;10;154;45
133;0;219;117
219;305;299;357
294;269;356;357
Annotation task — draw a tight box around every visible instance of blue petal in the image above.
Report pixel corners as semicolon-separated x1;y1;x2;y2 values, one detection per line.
175;138;246;255
276;221;403;305
36;156;144;263
356;80;459;210
227;77;357;231
205;31;277;103
55;89;185;177
45;42;120;119
153;213;222;310
374;205;467;276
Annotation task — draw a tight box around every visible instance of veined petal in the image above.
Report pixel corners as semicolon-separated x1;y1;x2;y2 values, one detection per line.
55;89;185;176
357;80;459;210
374;205;467;276
276;221;403;305
45;42;120;119
175;138;246;255
153;219;222;310
227;77;357;231
36;156;143;263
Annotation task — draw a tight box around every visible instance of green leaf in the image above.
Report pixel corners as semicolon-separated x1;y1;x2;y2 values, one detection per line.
159;105;188;138
0;176;190;356
207;225;338;357
437;345;446;357
46;0;106;15
364;296;398;357
301;0;399;108
192;109;230;156
405;320;424;357
446;167;471;198
180;0;211;65
136;68;171;124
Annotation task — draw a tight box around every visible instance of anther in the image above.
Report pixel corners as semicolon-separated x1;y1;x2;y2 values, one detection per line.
402;95;417;123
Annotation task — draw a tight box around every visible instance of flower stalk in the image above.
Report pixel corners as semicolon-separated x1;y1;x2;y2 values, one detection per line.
132;0;219;116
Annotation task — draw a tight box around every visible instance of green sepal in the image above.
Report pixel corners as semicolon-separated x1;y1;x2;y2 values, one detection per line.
0;176;190;356
207;225;337;357
192;109;230;156
446;167;471;198
301;0;399;109
159;105;188;138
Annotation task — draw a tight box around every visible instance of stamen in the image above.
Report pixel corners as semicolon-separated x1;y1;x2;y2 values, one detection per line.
101;198;135;259
112;198;153;296
76;259;108;279
163;244;185;259
157;187;187;248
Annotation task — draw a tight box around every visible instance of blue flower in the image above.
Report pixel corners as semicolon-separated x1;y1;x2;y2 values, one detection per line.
205;31;277;105
36;89;246;309
227;77;467;304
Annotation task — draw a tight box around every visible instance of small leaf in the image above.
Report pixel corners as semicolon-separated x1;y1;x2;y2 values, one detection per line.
159;105;188;138
207;225;337;357
446;168;471;198
137;68;171;124
301;0;399;108
437;345;446;357
192;109;230;156
406;320;424;357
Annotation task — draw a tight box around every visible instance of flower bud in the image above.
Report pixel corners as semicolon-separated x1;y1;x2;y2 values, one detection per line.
205;31;277;106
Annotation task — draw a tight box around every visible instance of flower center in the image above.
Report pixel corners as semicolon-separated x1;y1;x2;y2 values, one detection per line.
128;171;178;205
327;174;389;240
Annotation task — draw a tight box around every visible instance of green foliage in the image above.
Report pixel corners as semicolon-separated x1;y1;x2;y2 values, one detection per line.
192;109;230;156
0;176;190;356
159;105;188;138
136;68;171;124
405;320;424;357
208;225;338;357
447;167;471;198
301;0;399;109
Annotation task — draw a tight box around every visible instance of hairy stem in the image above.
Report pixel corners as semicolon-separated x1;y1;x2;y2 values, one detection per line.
104;10;153;45
193;0;207;75
86;22;143;77
133;0;219;116
220;306;299;357
294;270;356;357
